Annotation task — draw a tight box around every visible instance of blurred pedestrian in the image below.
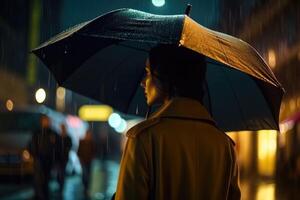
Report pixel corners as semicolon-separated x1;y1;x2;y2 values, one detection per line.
28;115;60;200
115;45;241;200
56;123;72;196
77;129;96;198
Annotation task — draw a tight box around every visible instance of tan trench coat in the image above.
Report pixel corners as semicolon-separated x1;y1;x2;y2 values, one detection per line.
115;97;241;200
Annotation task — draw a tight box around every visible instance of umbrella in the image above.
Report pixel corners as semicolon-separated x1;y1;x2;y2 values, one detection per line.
32;8;284;132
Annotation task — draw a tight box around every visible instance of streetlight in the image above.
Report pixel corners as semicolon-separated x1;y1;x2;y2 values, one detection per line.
35;88;46;103
6;99;14;111
108;113;122;128
56;87;66;111
268;49;276;69
115;119;127;133
152;0;165;7
79;105;113;121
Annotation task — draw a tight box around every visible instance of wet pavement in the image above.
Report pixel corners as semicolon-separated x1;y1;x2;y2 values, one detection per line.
0;159;119;200
240;178;300;200
1;159;300;200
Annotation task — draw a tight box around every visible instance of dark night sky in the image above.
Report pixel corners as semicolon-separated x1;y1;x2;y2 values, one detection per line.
59;0;219;31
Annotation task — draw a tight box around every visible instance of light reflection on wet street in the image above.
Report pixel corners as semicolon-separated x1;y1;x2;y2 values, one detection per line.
240;178;300;200
1;159;300;200
0;159;120;200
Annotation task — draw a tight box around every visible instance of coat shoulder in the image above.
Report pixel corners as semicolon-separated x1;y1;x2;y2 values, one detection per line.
223;132;236;146
126;118;161;138
214;127;236;146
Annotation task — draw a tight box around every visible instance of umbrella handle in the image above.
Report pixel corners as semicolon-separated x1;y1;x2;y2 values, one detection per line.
185;4;192;16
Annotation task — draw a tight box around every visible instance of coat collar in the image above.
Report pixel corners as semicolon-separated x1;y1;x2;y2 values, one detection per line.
149;97;215;124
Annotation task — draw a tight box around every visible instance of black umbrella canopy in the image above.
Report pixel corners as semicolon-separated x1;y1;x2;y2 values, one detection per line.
33;9;183;82
32;8;284;132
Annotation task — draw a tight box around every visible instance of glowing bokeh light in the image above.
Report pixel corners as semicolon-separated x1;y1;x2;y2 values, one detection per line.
108;113;122;128
56;87;66;99
35;88;46;103
67;115;82;128
152;0;165;7
79;105;113;121
257;130;277;176
6;99;14;111
22;150;31;161
256;183;275;200
268;49;276;68
115;119;127;133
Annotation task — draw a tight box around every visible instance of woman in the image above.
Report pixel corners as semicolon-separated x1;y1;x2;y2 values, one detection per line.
115;45;241;200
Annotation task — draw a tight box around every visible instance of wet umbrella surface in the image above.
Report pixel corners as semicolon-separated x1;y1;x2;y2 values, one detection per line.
32;8;284;132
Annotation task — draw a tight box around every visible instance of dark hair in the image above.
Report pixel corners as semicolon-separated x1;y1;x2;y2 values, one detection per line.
149;44;207;102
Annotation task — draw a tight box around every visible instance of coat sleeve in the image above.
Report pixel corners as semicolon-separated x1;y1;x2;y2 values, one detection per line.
115;135;150;200
227;145;241;200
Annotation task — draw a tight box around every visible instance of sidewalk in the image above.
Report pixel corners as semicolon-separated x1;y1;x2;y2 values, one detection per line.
3;159;300;200
1;159;120;200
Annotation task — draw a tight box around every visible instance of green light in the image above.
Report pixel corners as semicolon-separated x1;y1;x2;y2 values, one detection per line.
152;0;165;7
27;0;41;85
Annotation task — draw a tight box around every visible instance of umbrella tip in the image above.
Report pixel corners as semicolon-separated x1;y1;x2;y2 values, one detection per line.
185;4;192;16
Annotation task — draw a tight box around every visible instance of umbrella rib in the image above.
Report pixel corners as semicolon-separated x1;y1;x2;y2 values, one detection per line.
219;66;249;130
117;43;149;52
125;68;145;115
208;60;278;130
215;35;250;130
102;46;144;113
76;33;160;52
216;35;279;130
251;77;279;130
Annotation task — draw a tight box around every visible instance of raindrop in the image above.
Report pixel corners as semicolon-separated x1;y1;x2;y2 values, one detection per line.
135;105;139;115
64;46;68;54
114;83;117;92
91;122;94;131
47;71;51;86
